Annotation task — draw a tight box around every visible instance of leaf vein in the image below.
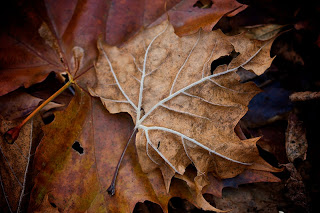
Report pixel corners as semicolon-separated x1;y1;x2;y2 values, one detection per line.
99;41;138;111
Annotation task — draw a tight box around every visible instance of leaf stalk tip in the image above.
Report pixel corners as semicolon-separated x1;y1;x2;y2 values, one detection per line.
3;126;21;144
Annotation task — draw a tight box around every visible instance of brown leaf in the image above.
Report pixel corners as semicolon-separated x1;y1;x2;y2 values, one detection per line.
227;33;276;76
28;86;201;212
283;163;308;209
1;2;276;212
168;0;248;36
90;20;280;210
231;24;284;41
285;112;307;162
1;0;249;97
0;116;43;212
0;0;185;97
29;86;100;212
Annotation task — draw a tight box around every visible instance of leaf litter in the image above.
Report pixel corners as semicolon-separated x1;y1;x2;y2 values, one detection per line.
0;1;285;211
90;20;281;211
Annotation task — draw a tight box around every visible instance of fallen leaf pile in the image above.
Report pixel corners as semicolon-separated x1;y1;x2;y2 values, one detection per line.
0;1;286;212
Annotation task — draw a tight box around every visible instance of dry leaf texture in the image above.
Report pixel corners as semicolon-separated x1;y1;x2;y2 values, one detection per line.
0;116;43;212
90;20;279;201
168;0;247;36
285;112;307;162
0;0;247;96
28;86;200;213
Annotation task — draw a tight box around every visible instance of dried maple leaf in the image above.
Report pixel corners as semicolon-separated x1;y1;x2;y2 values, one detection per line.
1;1;277;212
27;19;281;212
90;20;280;211
29;86;279;213
0;1;219;212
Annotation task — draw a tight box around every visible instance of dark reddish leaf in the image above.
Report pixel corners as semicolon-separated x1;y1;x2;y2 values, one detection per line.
1;0;249;96
28;86;199;212
0;0;183;96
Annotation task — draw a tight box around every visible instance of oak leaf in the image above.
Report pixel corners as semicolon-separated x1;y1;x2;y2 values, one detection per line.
90;20;281;211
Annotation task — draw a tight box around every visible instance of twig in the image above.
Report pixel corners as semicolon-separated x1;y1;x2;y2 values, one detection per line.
290;91;320;102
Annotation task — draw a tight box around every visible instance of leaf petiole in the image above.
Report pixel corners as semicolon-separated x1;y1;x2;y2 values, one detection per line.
3;78;74;144
107;127;137;195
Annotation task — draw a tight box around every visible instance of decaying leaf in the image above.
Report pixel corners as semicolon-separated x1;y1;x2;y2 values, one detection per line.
285;112;307;163
90;20;280;211
1;1;281;211
168;0;248;36
0;116;43;212
231;24;284;41
28;86;200;212
0;0;248;97
283;163;308;209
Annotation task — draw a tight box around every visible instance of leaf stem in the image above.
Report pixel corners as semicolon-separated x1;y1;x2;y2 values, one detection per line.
107;127;137;195
3;79;73;144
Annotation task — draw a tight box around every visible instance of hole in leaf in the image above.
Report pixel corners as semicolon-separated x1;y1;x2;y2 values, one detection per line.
157;141;160;149
72;141;84;155
291;140;296;144
211;51;239;74
193;0;213;9
50;202;57;208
